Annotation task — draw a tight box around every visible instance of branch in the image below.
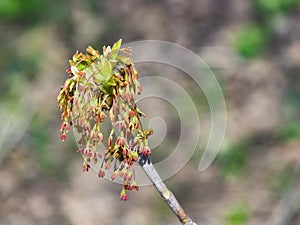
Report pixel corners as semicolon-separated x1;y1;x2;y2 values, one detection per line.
138;154;198;225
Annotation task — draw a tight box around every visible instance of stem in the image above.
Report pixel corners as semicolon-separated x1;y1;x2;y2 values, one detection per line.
138;154;197;225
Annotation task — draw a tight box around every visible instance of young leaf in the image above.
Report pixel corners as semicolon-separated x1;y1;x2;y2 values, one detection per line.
110;39;122;60
91;62;106;84
100;57;113;79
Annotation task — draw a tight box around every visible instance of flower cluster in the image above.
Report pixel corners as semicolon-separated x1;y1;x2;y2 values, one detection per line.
57;39;153;200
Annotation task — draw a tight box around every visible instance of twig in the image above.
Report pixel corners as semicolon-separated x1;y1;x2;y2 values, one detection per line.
138;154;198;225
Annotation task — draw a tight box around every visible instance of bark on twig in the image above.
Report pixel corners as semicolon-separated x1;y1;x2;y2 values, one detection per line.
138;154;197;225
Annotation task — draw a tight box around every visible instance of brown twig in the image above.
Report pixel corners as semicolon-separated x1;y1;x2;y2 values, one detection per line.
138;154;197;225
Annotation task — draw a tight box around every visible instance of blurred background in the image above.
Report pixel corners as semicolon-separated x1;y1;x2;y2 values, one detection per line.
0;0;300;225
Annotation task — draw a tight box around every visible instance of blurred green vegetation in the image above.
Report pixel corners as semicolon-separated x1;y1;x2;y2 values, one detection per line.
223;202;251;225
0;52;41;103
30;116;61;176
0;0;44;20
255;0;300;14
0;0;71;23
234;0;300;59
234;24;270;59
280;123;300;141
29;115;75;179
154;194;173;224
281;75;300;141
217;141;250;179
271;163;296;198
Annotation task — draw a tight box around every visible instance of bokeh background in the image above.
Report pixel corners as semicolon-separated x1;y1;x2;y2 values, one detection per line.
1;1;300;225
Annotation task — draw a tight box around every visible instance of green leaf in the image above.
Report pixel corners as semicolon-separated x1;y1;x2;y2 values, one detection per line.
112;39;122;51
110;39;122;60
101;57;113;79
88;63;105;84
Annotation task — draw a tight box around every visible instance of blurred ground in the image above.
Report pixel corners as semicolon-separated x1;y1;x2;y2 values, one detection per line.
0;1;300;225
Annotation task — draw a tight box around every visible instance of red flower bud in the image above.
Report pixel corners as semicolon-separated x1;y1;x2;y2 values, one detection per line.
141;146;151;156
98;169;105;178
105;162;111;170
82;163;90;172
120;189;129;201
125;172;133;181
134;185;139;191
128;109;135;117
111;171;118;180
60;133;67;141
66;67;72;74
99;112;105;122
